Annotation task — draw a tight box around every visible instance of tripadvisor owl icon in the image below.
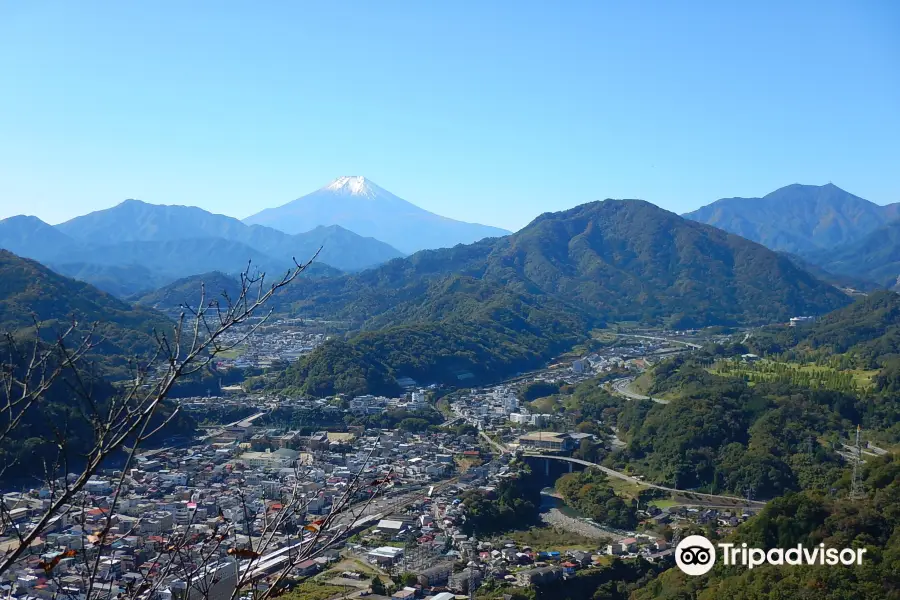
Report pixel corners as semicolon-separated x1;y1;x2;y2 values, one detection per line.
674;534;867;575
675;535;716;576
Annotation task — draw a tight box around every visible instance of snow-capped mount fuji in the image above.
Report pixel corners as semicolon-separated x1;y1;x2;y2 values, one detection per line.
244;176;511;254
323;175;382;198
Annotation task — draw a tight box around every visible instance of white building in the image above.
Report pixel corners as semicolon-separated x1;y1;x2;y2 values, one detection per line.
790;316;817;327
239;448;300;468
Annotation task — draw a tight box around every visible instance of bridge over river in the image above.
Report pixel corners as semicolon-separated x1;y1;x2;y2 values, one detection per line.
523;453;767;508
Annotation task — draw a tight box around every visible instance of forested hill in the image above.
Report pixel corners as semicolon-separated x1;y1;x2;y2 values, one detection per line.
282;199;850;328
274;199;851;396
747;291;900;367
633;455;900;599
0;250;173;364
0;250;194;481
134;271;247;312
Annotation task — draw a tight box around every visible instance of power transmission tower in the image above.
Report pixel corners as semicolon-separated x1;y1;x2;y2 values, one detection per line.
468;566;481;600
850;425;865;501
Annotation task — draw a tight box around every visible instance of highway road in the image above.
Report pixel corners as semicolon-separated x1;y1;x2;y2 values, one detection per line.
610;377;668;404
615;333;702;350
525;453;766;507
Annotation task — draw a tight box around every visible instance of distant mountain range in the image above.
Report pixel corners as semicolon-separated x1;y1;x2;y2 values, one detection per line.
7;178;900;320
684;183;900;255
804;220;900;289
0;200;401;296
244;176;511;254
685;183;900;288
272;198;852;396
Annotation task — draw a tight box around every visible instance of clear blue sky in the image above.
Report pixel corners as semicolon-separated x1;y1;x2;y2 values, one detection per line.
1;1;898;231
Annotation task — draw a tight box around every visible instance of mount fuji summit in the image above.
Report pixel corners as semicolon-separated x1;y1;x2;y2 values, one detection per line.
244;176;511;254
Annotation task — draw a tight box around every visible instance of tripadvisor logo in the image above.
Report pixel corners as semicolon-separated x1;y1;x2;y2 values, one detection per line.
675;535;716;576
675;535;867;576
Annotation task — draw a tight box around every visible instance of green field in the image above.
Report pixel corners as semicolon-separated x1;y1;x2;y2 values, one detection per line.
710;358;877;392
606;476;650;500
281;582;346;600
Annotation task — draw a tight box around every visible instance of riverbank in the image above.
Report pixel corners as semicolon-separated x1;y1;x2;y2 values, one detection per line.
540;507;625;542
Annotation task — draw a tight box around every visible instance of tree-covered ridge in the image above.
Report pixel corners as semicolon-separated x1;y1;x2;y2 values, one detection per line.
0;251;196;481
0;250;173;364
460;467;542;536
748;290;900;367
274;200;851;395
282;199;850;328
632;455;900;599
594;352;899;499
556;469;637;529
0;355;195;482
134;271;245;310
273;308;584;397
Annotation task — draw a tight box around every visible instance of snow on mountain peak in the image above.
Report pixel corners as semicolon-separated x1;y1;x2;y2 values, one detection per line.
323;176;380;198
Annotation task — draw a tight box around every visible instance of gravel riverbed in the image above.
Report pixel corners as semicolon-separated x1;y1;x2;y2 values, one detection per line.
540;508;625;541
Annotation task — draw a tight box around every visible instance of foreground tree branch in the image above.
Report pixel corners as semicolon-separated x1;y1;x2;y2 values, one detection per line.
0;251;320;580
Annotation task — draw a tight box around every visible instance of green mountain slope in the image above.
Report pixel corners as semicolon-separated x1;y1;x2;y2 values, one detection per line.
0;250;173;364
133;262;341;314
632;456;900;599
684;183;899;255
748;290;900;367
283;199;850;327
0;250;196;482
275;199;851;395
134;271;243;310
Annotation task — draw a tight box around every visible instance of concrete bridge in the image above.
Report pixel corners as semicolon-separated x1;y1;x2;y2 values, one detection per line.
523;453;767;507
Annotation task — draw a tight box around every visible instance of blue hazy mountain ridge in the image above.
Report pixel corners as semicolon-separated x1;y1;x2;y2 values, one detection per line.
55;237;340;280
0;215;77;259
683;183;900;255
243;176;512;254
54;198;403;271
0;200;401;295
49;262;171;298
804;220;900;290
